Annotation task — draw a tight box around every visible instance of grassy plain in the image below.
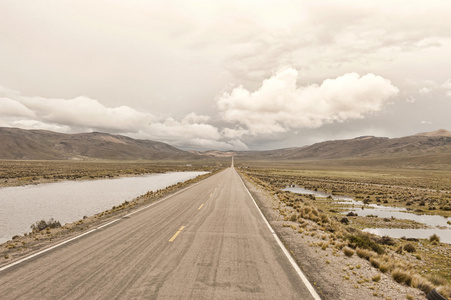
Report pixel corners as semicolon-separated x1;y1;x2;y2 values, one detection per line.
237;156;451;298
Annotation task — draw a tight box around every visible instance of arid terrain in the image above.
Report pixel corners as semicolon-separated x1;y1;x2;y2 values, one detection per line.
1;129;451;299
237;158;451;299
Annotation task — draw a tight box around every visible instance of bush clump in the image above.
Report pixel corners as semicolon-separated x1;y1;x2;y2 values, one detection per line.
356;247;378;260
345;233;385;254
411;274;434;294
403;243;416;253
343;246;355;257
429;234;440;243
391;268;413;285
30;218;61;232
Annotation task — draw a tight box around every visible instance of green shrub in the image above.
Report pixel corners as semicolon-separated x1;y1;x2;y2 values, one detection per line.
345;233;385;254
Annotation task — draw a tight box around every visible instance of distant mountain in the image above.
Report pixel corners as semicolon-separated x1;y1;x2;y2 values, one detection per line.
0;127;199;160
1;127;450;161
415;129;451;137
196;129;451;160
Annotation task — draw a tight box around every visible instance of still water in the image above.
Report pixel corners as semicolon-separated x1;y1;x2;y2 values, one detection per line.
0;172;207;244
283;186;451;243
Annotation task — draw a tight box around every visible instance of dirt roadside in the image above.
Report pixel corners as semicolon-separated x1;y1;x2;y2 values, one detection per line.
240;173;426;300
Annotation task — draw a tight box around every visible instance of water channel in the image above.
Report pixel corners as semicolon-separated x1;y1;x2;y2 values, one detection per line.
0;171;207;244
283;186;451;244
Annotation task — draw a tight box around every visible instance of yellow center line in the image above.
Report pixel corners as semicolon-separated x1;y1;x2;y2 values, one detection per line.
209;193;212;197
198;203;204;210
168;226;185;242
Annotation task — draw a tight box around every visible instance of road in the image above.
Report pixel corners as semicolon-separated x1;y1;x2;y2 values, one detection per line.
0;167;319;299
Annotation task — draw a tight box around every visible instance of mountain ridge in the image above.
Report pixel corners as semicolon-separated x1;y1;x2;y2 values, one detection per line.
0;127;450;161
0;127;198;160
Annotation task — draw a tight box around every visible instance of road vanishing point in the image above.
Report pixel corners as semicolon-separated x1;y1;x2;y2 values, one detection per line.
0;165;320;299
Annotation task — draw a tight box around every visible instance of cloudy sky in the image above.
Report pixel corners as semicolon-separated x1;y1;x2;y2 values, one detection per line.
1;1;450;150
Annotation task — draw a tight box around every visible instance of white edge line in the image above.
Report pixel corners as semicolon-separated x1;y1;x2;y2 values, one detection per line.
0;180;203;273
236;170;322;300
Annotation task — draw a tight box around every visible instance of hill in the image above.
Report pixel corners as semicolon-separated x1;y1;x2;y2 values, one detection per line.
0;127;199;160
1;127;450;162
196;129;451;161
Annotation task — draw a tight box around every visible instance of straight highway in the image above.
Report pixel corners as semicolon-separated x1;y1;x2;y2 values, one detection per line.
0;166;319;299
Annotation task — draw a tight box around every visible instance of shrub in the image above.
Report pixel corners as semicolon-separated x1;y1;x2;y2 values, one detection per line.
343;246;355;257
372;274;381;282
429;234;440;243
345;233;385;254
30;218;61;232
403;243;416;253
377;235;396;245
340;217;349;225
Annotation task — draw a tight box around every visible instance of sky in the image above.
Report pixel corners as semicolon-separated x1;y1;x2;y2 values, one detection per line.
0;0;450;150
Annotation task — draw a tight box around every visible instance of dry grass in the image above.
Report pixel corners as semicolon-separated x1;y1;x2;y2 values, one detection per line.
343;246;355;257
410;274;434;294
391;268;413;285
238;167;451;298
436;286;451;300
356;247;377;260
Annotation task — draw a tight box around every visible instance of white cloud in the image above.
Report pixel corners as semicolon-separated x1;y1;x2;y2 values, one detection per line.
443;79;451;97
0;85;248;150
0;98;35;117
217;68;399;134
419;87;431;94
10;120;72;132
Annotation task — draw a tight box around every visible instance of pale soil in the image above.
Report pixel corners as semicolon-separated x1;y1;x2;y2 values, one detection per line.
241;174;427;300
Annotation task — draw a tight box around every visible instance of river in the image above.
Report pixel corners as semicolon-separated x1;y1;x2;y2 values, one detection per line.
0;171;207;244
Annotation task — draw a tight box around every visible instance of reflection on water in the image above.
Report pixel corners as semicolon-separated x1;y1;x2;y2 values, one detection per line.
0;172;207;244
364;228;451;244
283;185;451;243
283;187;353;201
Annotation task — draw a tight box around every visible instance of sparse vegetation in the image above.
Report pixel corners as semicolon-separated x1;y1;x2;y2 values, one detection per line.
30;219;61;232
0;160;222;188
237;161;451;299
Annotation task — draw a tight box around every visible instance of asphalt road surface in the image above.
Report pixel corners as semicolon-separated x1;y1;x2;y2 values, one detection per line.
0;167;319;299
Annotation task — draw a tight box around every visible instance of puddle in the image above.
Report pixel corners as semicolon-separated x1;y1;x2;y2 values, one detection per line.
283;186;451;243
364;228;451;244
